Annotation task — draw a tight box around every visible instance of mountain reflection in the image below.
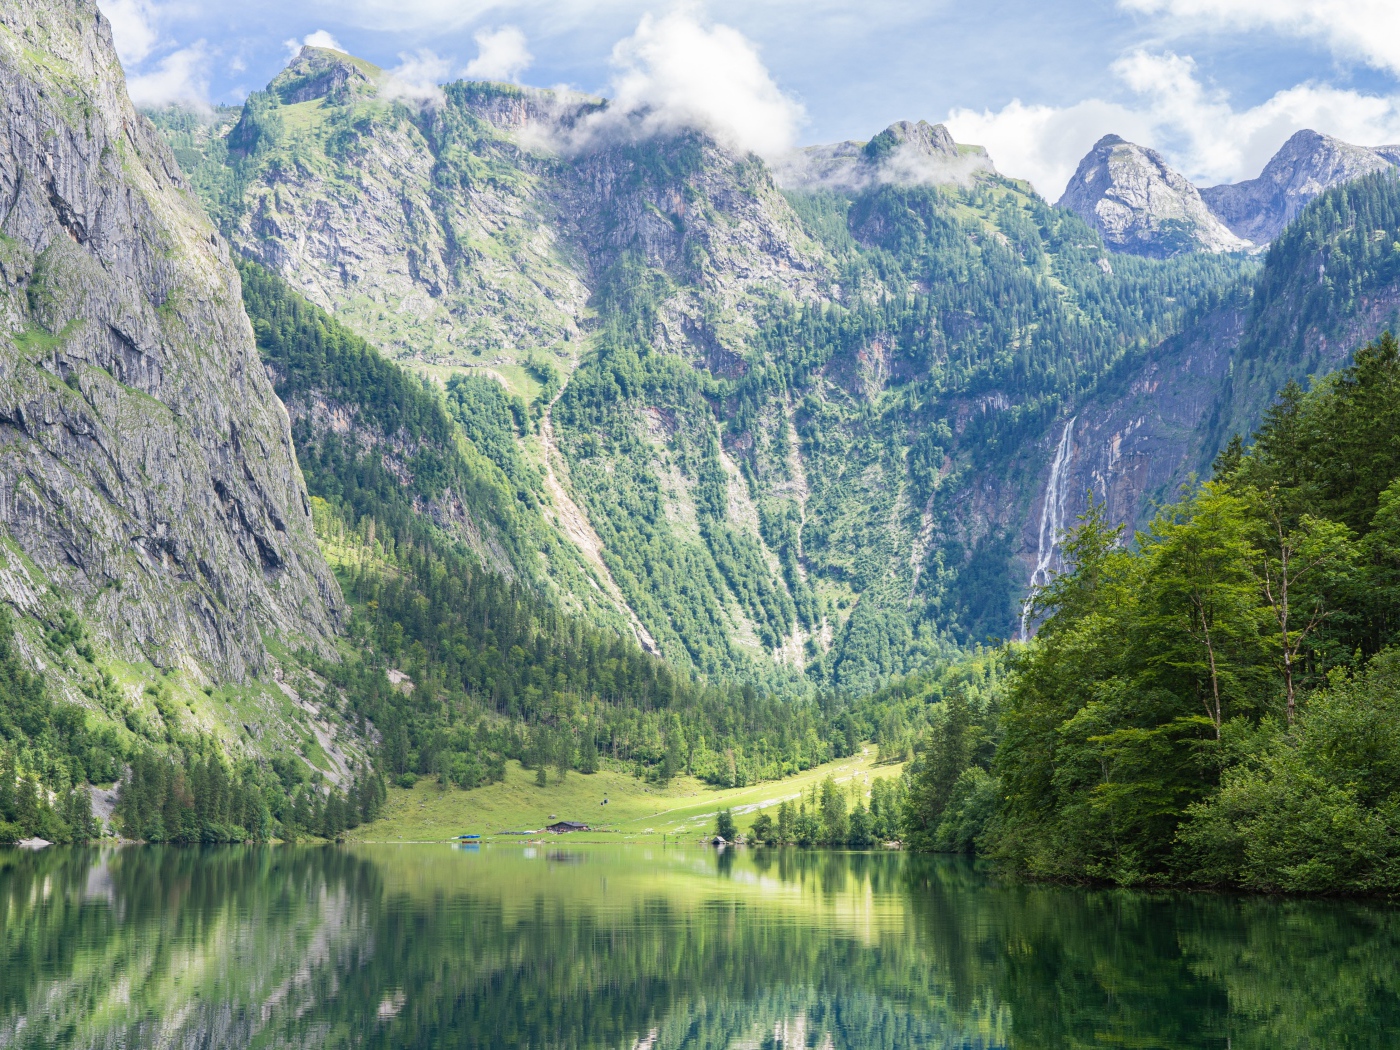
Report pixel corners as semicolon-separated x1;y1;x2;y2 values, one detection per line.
0;845;1396;1048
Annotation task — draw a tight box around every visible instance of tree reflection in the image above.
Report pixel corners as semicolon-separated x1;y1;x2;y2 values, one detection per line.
0;847;1396;1049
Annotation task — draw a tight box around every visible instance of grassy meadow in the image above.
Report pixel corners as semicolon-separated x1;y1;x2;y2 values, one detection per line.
348;747;904;843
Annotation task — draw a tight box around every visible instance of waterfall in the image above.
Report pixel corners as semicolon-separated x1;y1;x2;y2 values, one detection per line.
1020;418;1075;640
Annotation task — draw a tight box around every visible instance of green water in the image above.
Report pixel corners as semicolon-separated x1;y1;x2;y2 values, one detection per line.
1;845;1397;1048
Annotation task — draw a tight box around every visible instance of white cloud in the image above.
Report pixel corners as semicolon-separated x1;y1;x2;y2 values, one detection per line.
571;10;804;160
1122;0;1400;77
126;41;211;110
947;50;1400;199
100;0;159;66
464;26;533;82
283;29;345;61
380;49;455;109
947;99;1149;201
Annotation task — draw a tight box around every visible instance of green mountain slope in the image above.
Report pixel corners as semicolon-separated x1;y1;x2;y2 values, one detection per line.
240;259;863;789
149;54;1250;689
1026;172;1400;602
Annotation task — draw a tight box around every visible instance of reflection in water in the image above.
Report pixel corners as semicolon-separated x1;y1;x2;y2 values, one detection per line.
0;845;1397;1048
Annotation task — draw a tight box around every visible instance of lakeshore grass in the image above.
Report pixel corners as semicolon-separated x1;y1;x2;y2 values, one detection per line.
348;747;903;843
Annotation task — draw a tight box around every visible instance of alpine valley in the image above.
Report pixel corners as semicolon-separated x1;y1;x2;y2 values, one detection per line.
7;0;1400;860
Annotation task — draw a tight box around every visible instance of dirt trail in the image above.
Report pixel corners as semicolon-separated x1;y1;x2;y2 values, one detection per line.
539;382;660;655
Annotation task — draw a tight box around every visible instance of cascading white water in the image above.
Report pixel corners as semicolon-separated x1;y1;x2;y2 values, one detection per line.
1020;418;1075;640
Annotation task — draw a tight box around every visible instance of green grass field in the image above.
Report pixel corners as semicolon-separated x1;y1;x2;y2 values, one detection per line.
348;747;904;843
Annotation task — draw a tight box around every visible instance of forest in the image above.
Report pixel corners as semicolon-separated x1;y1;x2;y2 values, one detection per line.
241;260;877;795
903;331;1400;892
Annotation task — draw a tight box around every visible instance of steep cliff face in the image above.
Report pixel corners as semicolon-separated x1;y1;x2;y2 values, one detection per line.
0;2;341;679
1201;130;1399;245
1014;172;1400;621
227;50;590;368
1057;135;1251;257
557;132;830;358
1009;303;1246;619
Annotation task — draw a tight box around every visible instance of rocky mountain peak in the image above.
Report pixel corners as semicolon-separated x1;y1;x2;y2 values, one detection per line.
1201;129;1399;244
772;119;993;192
1057;134;1252;258
269;46;379;104
863;120;958;163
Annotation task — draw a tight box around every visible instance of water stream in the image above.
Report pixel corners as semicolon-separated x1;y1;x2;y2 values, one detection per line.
1020;417;1075;639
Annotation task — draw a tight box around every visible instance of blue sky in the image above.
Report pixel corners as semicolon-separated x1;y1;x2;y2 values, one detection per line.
102;0;1400;199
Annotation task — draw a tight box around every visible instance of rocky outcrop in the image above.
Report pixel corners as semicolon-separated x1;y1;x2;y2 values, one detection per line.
1014;305;1246;599
1201;129;1399;245
1058;135;1251;257
556;131;829;355
771;119;995;192
0;0;341;679
229;50;591;366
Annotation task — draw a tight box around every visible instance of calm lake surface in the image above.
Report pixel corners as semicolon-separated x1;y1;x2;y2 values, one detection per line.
1;844;1397;1048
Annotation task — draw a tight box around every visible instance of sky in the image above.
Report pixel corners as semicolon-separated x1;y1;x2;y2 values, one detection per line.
101;0;1400;200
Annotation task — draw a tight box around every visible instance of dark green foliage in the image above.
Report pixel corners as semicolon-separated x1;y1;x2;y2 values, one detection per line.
900;685;999;852
0;607;118;842
847;803;874;848
868;776;904;842
1210;170;1400;455
1179;650;1400;892
749;810;775;845
443;374;539;503
239;257;860;790
715;808;736;840
113;747;383;843
984;333;1400;889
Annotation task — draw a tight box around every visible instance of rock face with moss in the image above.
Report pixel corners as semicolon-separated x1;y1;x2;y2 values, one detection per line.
226;50;592;366
0;0;341;680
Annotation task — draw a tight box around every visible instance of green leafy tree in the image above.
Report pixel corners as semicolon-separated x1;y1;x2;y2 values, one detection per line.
715;809;737;841
750;811;776;845
776;800;795;844
847;803;874;848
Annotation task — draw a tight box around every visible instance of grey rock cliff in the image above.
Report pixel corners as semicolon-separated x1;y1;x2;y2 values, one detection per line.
1201;130;1399;245
0;0;342;679
1058;134;1251;257
229;50;591;366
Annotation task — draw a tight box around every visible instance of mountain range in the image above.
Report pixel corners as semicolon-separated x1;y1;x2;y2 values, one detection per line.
6;2;1400;810
1059;128;1400;258
137;43;1400;684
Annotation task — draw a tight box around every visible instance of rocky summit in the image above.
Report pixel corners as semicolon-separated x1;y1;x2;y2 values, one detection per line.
771;119;995;192
0;1;341;679
1056;134;1251;257
1201;129;1400;245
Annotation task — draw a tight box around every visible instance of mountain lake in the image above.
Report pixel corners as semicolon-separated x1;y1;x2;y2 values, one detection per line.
1;844;1396;1048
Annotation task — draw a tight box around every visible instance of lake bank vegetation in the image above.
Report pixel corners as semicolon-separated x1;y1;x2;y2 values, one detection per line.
901;333;1400;893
